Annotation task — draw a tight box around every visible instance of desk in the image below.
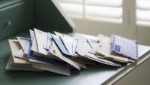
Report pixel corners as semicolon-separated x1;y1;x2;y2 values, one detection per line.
0;0;149;84
0;30;149;85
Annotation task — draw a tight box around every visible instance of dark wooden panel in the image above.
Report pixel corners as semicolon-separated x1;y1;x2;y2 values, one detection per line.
0;0;34;40
34;0;74;33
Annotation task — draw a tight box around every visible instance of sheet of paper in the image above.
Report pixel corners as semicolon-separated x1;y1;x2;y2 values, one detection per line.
34;29;48;55
87;39;99;52
74;33;97;55
76;36;94;56
17;37;30;55
111;35;138;60
96;34;130;63
17;37;30;51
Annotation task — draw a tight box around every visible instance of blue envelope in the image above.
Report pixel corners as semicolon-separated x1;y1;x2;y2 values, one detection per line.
51;34;71;56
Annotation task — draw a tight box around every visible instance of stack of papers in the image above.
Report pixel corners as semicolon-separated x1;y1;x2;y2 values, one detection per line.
6;28;139;76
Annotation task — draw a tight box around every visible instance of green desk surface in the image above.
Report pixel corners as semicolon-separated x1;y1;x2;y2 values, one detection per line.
0;30;150;85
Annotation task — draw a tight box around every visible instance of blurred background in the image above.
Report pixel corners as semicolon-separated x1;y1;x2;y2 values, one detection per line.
57;0;150;46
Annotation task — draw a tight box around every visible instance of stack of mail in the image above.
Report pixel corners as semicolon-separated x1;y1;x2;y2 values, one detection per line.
6;28;138;76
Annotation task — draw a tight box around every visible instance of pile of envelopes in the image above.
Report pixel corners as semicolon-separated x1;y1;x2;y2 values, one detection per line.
6;29;138;76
